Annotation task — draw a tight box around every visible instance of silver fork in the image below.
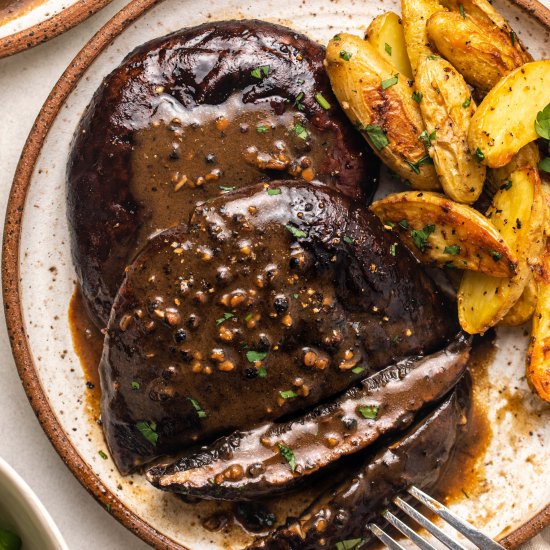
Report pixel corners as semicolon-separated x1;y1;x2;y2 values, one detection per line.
368;485;505;550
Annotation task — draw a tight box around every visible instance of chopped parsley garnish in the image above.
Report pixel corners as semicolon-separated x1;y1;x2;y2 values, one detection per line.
314;93;331;110
390;242;398;256
444;261;455;269
343;235;355;244
500;179;513;190
258;367;268;378
267;187;282;196
278;443;297;472
510;30;516;46
364;125;390;150
459;3;466;18
385;43;392;56
463;97;472;108
407;155;433;174
246;350;268;363
412;91;423;103
219;185;236;192
384;220;395;228
419;130;436;146
411;224;436;252
136;421;158;446
294;91;305;111
427;55;439;60
251;65;270;79
285;224;308;238
489;250;502;261
352;366;365;374
256;124;269;134
293;123;309;140
444;244;461;255
188;397;207;418
131;380;140;390
358;404;380;420
293;293;299;299
333;34;342;42
398;219;409;229
105;504;111;513
216;312;234;325
98;450;108;460
475;147;485;162
336;539;365;550
381;74;398;90
280;390;298;399
340;50;352;61
535;103;550;140
538;157;550;173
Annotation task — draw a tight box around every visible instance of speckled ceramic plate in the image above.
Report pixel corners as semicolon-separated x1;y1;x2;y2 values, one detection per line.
3;0;550;548
0;0;112;59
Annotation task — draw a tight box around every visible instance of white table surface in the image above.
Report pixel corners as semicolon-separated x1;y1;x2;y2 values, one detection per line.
0;1;549;548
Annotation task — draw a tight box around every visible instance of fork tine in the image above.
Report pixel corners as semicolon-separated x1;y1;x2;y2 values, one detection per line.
368;523;408;550
393;496;468;550
382;510;439;550
408;486;505;550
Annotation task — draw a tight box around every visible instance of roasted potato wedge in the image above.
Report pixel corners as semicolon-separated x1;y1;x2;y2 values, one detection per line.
527;243;550;402
427;11;527;96
488;142;540;195
401;0;445;73
468;61;550;168
415;56;485;203
370;191;516;276
366;12;413;79
500;273;537;326
325;34;440;190
458;166;545;334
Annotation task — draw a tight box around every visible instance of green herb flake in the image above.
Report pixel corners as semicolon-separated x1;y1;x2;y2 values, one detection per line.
293;293;299;299
279;390;298;399
285;224;308;238
535;103;550;140
358;404;380;420
407;155;433;174
293;91;305;111
510;30;516;45
459;3;466;18
105;504;112;513
411;224;436;252
419;130;435;147
412;91;423;103
340;50;352;61
251;65;270;79
278;443;297;472
444;244;461;255
364;124;390;150
489;250;502;261
293;123;309;140
131;380;141;390
333;34;342;42
500;179;513;190
256;124;269;134
343;235;355;244
463;96;472;108
216;312;234;325
385;43;392;56
136;421;158;446
219;185;236;192
444;261;455;269
427;55;439;60
258;367;268;378
384;220;395;229
336;539;365;550
381;74;399;90
352;366;365;374
98;450;108;460
246;350;268;363
267;187;282;196
390;242;398;256
314;93;332;110
475;147;485;162
398;219;409;229
538;157;550;173
188;397;207;418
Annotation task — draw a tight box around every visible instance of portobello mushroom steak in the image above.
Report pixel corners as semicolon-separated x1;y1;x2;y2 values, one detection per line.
67;18;472;548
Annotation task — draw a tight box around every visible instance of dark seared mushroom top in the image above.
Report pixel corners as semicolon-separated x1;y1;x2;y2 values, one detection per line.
100;181;455;474
67;19;375;327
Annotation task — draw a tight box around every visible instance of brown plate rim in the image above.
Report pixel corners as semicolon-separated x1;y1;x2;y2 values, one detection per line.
2;0;549;548
0;0;114;59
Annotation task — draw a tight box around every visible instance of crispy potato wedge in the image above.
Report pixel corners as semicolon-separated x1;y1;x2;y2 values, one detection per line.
415;56;485;203
468;61;550;168
370;191;516;276
401;0;445;73
488;142;540;195
427;11;527;96
500;273;537;326
458;166;545;334
325;34;440;190
366;12;413;79
527;243;550;402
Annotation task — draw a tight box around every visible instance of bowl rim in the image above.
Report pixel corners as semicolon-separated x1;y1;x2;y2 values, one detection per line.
0;0;113;59
2;0;550;548
0;457;69;550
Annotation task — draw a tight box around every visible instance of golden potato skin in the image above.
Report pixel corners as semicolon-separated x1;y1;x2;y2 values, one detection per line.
488;142;540;195
366;12;413;79
325;34;440;190
427;11;527;95
500;273;537;326
401;0;446;73
468;60;550;168
371;191;516;276
415;56;485;204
